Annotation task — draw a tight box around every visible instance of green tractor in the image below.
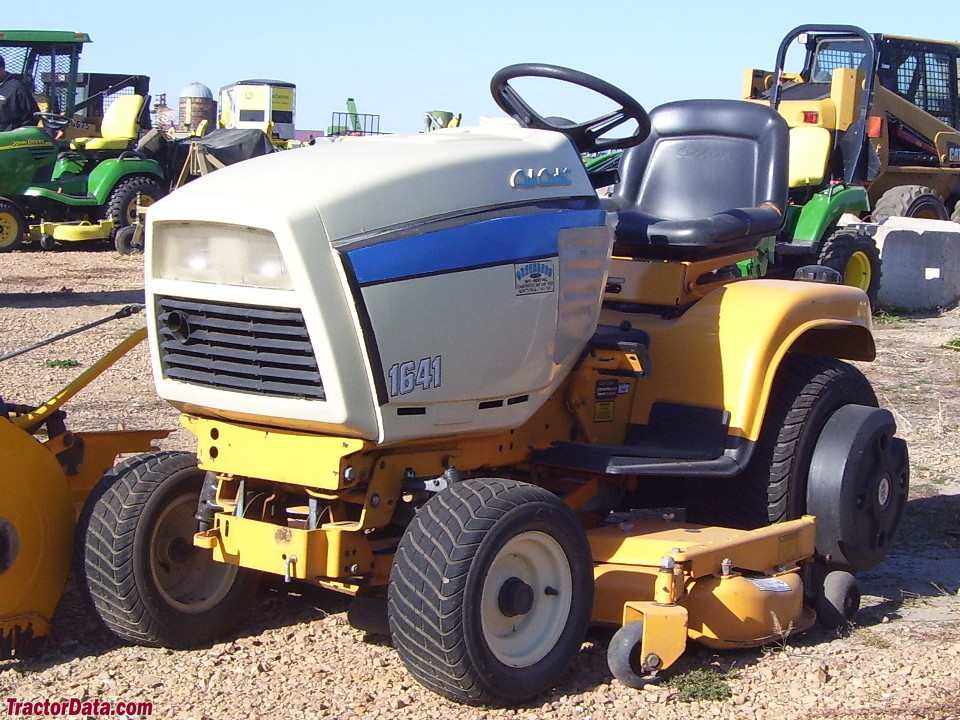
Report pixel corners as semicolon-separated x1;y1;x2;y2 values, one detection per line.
0;30;165;251
742;24;960;303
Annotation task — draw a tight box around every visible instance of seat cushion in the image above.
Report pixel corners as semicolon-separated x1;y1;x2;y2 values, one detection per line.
615;206;783;252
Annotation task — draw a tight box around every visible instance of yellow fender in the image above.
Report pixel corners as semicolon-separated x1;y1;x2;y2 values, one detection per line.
610;278;875;442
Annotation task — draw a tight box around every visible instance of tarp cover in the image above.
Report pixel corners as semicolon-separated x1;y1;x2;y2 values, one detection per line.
190;128;275;166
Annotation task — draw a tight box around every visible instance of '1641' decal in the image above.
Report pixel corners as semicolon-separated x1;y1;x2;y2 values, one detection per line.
388;356;442;397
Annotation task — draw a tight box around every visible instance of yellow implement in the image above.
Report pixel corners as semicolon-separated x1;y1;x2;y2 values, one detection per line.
0;328;168;657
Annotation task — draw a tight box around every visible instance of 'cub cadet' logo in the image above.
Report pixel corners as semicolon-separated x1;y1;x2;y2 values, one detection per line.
510;167;572;189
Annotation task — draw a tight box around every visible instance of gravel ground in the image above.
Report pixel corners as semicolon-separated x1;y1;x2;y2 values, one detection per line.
1;246;958;720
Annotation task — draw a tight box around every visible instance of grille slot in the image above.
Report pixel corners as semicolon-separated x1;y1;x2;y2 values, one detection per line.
156;296;324;400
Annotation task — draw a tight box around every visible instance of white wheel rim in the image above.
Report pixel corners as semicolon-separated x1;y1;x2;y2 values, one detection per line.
149;491;239;613
480;530;573;667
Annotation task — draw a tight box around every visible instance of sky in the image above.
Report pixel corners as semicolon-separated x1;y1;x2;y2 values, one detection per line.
3;1;957;136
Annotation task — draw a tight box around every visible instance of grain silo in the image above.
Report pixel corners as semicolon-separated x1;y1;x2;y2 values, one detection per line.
179;81;215;134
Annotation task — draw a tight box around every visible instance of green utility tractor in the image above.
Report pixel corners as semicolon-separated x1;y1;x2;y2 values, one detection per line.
742;24;960;303
0;30;165;251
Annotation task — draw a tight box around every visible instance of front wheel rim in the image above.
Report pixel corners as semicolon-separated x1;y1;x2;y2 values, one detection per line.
149;490;239;613
480;530;573;668
844;250;872;291
0;213;19;248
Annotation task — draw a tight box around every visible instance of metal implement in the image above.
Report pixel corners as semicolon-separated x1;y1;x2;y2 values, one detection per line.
0;317;169;658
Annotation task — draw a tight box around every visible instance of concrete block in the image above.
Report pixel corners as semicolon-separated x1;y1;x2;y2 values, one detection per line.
869;217;960;311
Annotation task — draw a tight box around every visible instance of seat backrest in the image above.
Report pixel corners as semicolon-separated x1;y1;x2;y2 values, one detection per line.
788;125;831;188
607;99;788;221
100;94;145;140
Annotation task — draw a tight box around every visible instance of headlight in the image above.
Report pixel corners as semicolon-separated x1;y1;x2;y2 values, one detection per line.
152;222;293;290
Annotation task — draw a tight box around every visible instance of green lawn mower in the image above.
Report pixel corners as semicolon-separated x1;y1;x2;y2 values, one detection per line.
0;30;165;251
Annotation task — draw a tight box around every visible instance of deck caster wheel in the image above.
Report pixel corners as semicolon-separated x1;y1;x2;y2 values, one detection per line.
77;451;259;648
389;478;593;706
807;404;909;572
607;621;660;689
816;570;860;629
114;224;142;254
38;234;57;251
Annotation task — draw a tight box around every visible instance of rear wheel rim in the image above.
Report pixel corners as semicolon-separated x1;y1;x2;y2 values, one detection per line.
480;530;573;668
843;250;872;291
125;194;156;224
149;491;239;613
0;212;19;248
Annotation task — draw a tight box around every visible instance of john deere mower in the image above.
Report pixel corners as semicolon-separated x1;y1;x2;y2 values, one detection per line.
75;64;908;705
743;24;960;303
0;30;165;251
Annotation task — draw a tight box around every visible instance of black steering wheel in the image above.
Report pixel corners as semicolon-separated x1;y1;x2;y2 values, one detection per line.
34;111;72;130
490;64;650;153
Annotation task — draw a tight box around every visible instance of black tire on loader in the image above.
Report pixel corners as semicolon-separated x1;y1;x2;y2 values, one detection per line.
686;355;877;530
871;185;948;224
388;478;594;706
105;176;164;235
951;201;960;225
76;451;258;648
0;198;27;252
817;229;882;306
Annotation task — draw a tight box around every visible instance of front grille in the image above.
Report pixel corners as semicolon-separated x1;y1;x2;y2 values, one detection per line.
156;296;324;400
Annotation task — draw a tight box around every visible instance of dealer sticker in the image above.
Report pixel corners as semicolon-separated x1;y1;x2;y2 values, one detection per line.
515;260;555;295
748;577;793;593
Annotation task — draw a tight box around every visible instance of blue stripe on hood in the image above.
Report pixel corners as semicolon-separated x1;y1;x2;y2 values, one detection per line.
346;209;606;286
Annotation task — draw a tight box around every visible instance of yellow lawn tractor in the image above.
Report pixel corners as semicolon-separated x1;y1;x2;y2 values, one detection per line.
76;64;908;705
0;309;168;657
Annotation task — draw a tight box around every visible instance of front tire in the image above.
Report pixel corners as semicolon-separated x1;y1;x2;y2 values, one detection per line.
871;185;948;223
77;451;258;648
817;229;881;306
388;478;594;706
0;199;26;252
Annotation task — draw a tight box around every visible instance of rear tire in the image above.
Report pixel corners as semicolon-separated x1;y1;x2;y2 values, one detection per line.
817;230;881;306
77;451;258;648
105;176;164;235
871;185;948;223
0;199;26;252
686;355;877;530
388;478;593;706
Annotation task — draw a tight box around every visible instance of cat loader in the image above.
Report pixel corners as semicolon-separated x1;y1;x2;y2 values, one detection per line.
0;313;168;657
77;64;909;706
743;24;960;303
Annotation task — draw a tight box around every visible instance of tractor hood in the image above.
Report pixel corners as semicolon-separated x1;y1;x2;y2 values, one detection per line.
145;127;612;444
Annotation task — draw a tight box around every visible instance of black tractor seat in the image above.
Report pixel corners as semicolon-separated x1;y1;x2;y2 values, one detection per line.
604;99;789;262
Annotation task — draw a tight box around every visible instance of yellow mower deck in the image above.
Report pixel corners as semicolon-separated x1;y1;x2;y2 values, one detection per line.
194;463;818;676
